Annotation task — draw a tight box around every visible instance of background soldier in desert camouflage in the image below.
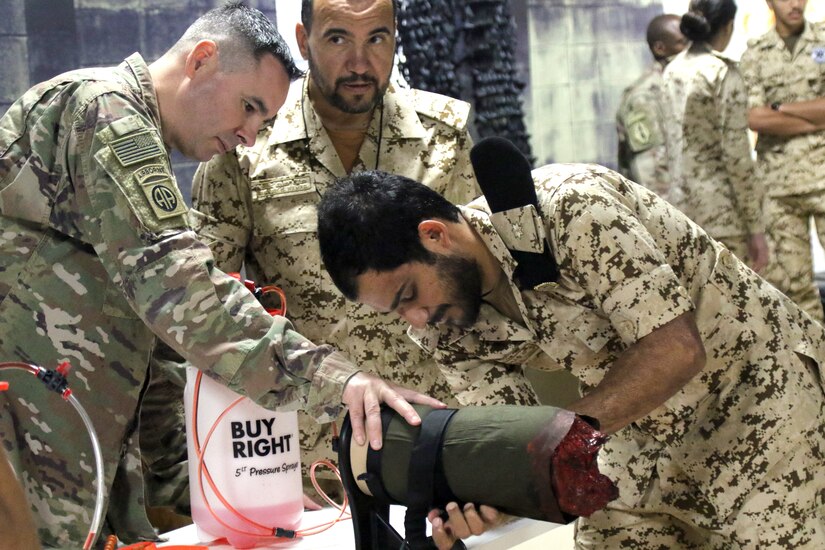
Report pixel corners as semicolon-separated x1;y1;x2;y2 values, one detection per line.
740;0;825;321
616;14;686;200
663;1;769;272
0;3;439;547
180;0;539;504
317;158;825;549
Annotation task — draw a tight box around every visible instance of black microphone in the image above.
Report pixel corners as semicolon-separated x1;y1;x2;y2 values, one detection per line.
470;137;559;287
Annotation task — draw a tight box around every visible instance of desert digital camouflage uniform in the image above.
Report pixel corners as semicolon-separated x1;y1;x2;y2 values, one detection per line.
0;54;359;548
409;164;825;548
662;42;764;263
616;62;673;199
190;77;539;489
740;21;825;321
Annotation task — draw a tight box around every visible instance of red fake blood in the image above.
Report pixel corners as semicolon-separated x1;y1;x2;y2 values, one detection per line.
551;416;619;517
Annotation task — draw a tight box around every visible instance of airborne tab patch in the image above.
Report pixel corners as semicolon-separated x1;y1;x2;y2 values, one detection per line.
110;130;165;167
135;164;188;220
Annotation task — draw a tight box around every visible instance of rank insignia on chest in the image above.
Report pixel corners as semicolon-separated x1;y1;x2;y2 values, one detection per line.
110;130;165;166
135;163;187;220
812;46;825;64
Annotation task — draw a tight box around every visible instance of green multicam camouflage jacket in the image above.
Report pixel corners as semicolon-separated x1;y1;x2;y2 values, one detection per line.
616;61;673;199
0;54;357;547
409;164;825;543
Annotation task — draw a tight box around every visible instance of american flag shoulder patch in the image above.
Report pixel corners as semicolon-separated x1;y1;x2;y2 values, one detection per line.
109;130;164;167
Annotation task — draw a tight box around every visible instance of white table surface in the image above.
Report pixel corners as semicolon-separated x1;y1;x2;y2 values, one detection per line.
156;506;575;549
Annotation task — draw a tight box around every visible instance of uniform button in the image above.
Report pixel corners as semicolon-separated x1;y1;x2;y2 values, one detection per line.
721;250;734;268
621;320;635;334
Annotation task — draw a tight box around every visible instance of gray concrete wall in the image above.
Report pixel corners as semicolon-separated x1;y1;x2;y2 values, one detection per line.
0;0;30;116
525;0;663;169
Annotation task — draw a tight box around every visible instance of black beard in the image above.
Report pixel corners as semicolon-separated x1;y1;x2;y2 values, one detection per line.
433;254;483;328
308;55;388;114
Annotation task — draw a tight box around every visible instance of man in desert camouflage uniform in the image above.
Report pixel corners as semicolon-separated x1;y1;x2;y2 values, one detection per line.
185;0;539;501
740;0;825;321
317;162;825;549
0;4;438;547
616;14;686;199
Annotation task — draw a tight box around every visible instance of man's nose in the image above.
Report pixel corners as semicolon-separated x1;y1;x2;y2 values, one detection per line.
346;45;370;74
236;119;260;147
400;305;429;329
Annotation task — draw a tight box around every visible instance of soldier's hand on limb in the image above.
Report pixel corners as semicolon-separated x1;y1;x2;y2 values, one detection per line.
747;232;769;274
427;502;501;550
341;372;446;450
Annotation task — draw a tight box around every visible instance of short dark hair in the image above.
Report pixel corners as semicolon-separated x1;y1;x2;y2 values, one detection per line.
301;0;398;32
317;170;460;300
680;0;737;43
646;14;681;51
174;1;302;80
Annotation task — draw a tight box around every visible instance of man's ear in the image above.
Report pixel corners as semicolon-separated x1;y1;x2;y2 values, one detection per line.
418;220;451;253
184;40;219;79
296;23;310;60
651;40;666;59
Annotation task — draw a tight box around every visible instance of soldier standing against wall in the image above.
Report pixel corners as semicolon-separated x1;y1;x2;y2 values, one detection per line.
0;3;437;546
188;0;539;503
663;1;768;272
740;0;825;321
616;14;687;199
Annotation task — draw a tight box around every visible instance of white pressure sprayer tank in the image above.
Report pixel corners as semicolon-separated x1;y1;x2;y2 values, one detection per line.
184;367;303;548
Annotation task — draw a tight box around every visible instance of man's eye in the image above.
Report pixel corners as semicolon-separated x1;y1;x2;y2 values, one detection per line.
369;35;385;44
243;101;255;113
329;36;345;45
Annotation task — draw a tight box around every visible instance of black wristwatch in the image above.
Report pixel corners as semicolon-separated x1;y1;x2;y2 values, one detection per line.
770;101;782;111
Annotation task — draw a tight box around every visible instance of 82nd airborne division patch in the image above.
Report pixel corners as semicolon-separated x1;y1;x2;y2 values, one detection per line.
134;164;187;220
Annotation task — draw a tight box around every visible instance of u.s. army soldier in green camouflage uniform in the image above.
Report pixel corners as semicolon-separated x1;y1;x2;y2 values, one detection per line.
0;4;440;547
740;0;825;321
316;162;825;549
616;14;686;199
183;0;538;502
663;5;769;273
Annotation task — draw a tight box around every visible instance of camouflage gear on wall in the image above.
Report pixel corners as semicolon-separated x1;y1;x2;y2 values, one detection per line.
616;62;673;199
663;43;764;258
0;54;359;547
409;164;825;548
188;78;538;487
740;21;825;321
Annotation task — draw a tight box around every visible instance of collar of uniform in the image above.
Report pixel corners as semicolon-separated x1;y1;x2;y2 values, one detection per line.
767;19;817;50
460;203;542;330
266;77;430;147
380;82;429;140
408;301;536;354
798;19;822;46
122;53;162;131
460;203;519;277
267;78;310;146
